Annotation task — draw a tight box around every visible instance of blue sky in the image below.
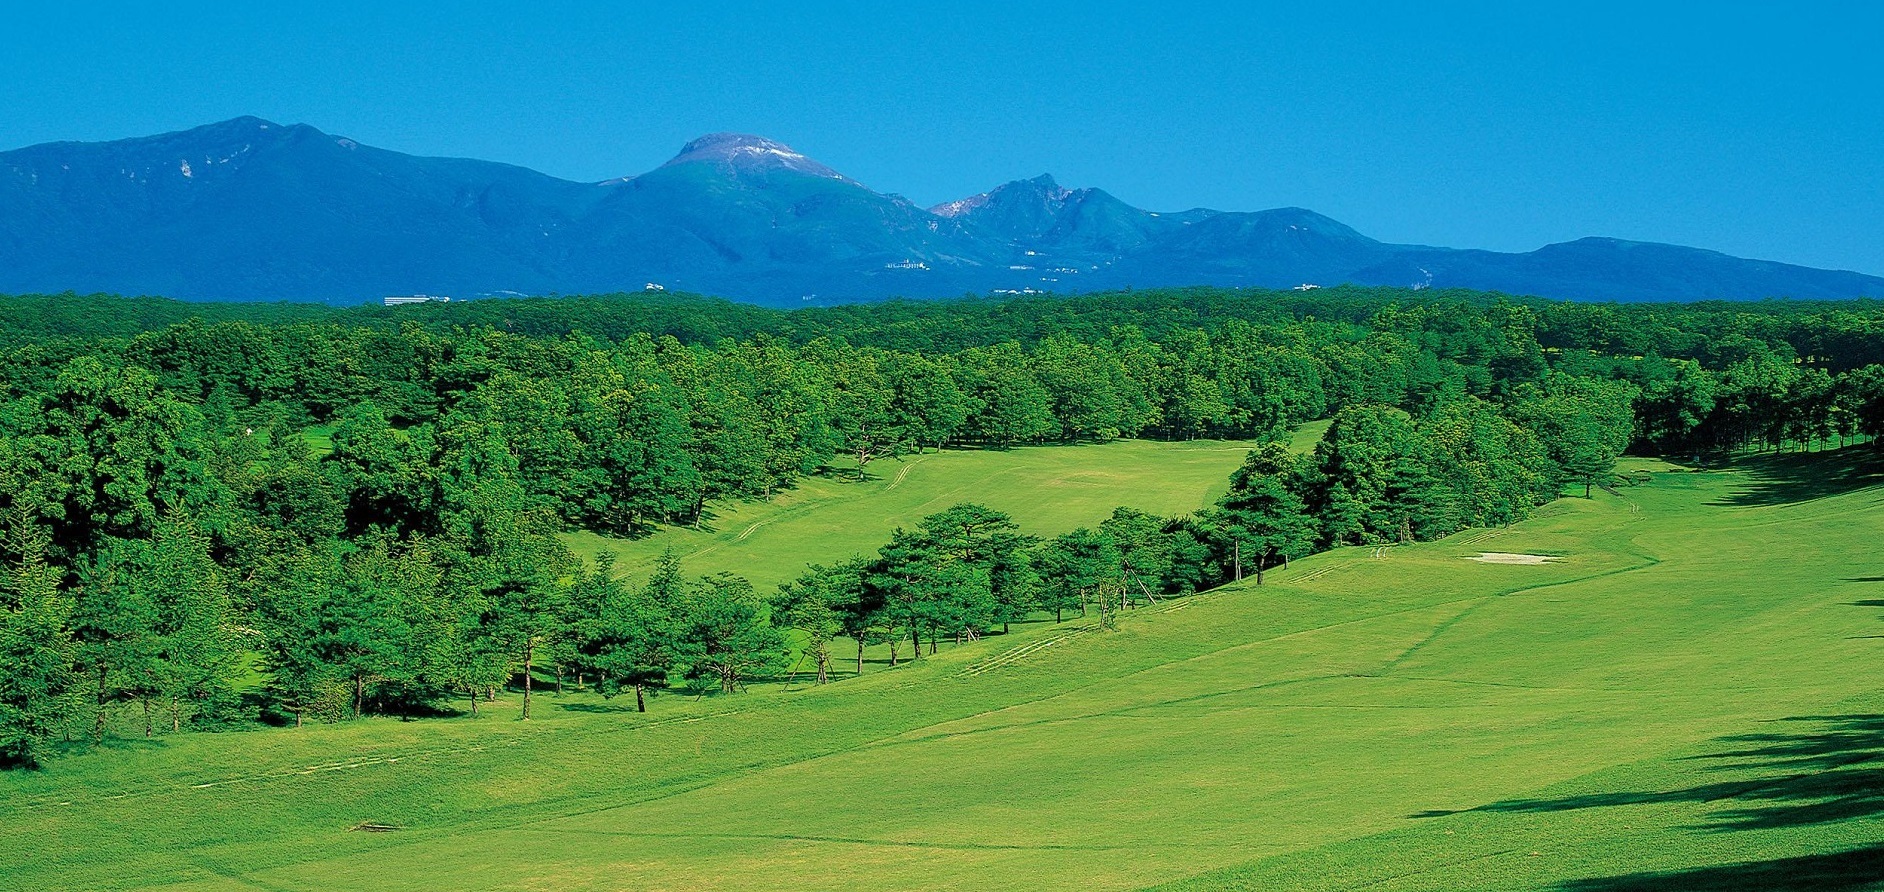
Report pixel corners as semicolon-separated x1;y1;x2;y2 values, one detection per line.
4;1;1880;273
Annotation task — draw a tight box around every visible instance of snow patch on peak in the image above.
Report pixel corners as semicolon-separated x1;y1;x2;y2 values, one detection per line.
930;192;991;218
209;116;278;131
931;174;1076;218
677;132;801;159
662;133;848;181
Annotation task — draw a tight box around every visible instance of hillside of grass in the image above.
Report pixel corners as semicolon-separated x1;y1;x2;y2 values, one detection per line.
564;437;1268;591
6;449;1884;891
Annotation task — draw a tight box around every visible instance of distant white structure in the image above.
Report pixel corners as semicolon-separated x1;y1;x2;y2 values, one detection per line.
884;259;929;270
383;294;450;306
644;282;667;292
1293;283;1322;291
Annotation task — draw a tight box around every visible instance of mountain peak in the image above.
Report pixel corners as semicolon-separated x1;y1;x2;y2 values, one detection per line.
1003;173;1074;203
662;132;846;180
181;117;329;145
204;115;284;132
930;174;1078;219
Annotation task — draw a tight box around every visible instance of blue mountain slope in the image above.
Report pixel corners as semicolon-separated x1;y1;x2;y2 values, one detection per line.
0;117;594;300
564;135;1004;299
1;118;1878;305
1348;238;1884;302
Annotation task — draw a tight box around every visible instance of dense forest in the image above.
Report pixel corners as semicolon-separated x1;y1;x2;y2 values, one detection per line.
3;285;1883;767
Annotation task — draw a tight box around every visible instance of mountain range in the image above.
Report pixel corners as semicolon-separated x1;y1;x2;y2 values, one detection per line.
2;117;1879;306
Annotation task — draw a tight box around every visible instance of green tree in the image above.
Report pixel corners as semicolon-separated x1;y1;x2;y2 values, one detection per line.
1099;507;1174;602
820;346;910;479
0;508;75;766
886;353;976;451
963;344;1057;447
574;552;679;712
1513;376;1636;497
1216;443;1315;583
251;549;346;726
72;538;163;742
434;594;510;718
675;574;786;694
1037;528;1124;628
482;561;570;721
775;559;866;684
140;516;238;734
316;539;431;720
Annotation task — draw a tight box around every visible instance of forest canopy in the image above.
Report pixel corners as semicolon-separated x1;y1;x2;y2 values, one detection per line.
2;285;1882;767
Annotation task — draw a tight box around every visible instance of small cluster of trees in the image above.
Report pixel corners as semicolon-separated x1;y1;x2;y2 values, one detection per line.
1217;388;1621;564
775;503;1147;680
777;384;1635;678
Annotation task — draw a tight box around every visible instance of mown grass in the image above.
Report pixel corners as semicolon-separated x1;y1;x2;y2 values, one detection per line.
563;437;1268;592
302;424;336;457
7;449;1884;891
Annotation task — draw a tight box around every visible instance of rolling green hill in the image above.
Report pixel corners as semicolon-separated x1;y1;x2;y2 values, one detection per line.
5;449;1884;891
563;437;1270;592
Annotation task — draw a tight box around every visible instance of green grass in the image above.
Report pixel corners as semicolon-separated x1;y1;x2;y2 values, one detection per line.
302;424;337;456
564;437;1268;592
1285;416;1332;453
8;448;1884;891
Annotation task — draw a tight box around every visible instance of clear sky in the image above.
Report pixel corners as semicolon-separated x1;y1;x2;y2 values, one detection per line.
4;1;1880;273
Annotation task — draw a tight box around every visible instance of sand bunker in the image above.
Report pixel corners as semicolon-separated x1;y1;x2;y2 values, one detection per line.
1466;552;1561;565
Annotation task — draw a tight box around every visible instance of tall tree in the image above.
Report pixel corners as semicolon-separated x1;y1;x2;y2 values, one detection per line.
1215;443;1316;583
675;574;786;694
1037;528;1124;628
0;507;75;766
574;552;679;711
774;559;866;685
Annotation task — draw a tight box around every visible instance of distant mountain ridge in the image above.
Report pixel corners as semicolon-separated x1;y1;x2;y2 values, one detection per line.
2;117;1879;305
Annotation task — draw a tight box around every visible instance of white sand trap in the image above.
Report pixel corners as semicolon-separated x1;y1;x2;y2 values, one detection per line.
1466;552;1561;565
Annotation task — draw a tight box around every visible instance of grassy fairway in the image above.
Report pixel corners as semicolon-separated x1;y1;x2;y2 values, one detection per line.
302;424;337;456
7;450;1884;891
564;438;1266;591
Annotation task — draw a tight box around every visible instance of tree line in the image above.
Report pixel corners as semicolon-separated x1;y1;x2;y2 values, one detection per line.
3;287;1884;766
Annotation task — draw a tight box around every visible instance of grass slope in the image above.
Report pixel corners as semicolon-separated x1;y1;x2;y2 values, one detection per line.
564;438;1267;591
6;450;1884;891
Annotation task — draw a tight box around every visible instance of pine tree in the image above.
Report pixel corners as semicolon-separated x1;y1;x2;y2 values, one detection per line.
0;509;75;766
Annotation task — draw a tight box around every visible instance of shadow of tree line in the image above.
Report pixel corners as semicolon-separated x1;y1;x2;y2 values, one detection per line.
1707;446;1884;509
1414;713;1884;890
1555;845;1884;892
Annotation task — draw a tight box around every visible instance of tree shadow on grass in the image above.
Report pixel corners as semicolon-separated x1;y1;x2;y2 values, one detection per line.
1413;714;1884;890
1846;600;1884;638
1414;714;1884;831
557;702;642;714
1554;845;1884;891
681;508;727;535
1708;447;1884;508
49;734;168;759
